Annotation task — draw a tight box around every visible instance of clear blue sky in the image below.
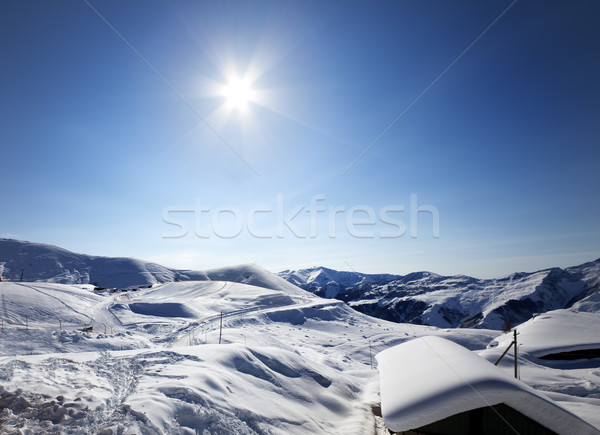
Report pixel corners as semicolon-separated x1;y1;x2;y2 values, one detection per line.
1;1;599;278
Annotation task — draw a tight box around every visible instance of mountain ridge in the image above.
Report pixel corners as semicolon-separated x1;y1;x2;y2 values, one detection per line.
0;238;298;295
278;260;600;330
2;238;599;331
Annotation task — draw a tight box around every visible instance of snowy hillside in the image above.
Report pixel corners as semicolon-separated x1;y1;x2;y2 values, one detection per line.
279;261;600;330
3;237;598;331
203;264;308;297
0;240;600;435
0;279;599;433
0;239;188;288
0;239;296;295
0;278;500;434
0;239;599;432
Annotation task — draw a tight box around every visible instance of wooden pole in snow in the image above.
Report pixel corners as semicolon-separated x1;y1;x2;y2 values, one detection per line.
219;312;223;344
514;329;518;379
494;329;518;370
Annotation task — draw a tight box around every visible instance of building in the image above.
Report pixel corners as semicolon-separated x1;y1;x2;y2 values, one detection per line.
376;336;599;435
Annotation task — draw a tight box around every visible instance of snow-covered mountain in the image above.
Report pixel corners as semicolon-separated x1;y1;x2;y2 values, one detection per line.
4;238;599;332
0;238;195;288
0;239;297;295
278;261;600;330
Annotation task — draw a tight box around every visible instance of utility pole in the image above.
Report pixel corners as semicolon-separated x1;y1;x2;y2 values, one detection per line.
494;329;519;379
218;312;223;344
514;329;518;379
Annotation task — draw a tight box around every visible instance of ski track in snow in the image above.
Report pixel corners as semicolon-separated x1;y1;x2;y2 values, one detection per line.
19;283;96;325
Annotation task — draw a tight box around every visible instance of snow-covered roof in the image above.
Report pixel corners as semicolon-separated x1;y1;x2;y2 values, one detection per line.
376;336;600;434
489;309;600;358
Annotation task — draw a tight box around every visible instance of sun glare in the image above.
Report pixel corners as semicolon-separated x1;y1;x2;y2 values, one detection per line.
224;77;254;110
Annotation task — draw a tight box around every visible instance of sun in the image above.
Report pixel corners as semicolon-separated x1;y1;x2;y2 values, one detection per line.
223;77;254;110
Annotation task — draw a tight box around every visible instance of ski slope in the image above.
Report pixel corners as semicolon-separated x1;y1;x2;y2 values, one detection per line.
0;277;599;433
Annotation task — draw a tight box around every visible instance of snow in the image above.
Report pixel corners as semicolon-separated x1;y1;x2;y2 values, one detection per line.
0;278;504;433
0;239;179;288
1;275;599;433
0;239;305;296
573;291;600;313
278;267;401;299
475;308;600;430
376;336;599;435
0;282;101;329
487;309;600;358
281;262;600;329
204;264;309;297
0;240;599;433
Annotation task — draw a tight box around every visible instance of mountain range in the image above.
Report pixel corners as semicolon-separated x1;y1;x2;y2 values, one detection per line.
1;238;599;331
278;261;600;329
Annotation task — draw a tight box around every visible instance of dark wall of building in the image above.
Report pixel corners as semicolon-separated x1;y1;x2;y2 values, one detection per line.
397;403;557;435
